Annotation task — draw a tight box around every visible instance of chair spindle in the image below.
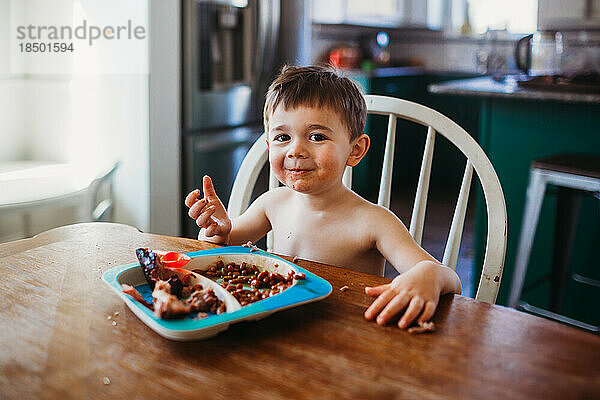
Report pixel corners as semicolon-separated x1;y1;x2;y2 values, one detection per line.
409;126;436;245
378;114;397;208
442;160;473;269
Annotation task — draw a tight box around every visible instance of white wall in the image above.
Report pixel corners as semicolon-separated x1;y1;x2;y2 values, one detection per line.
148;0;181;236
67;74;149;231
0;0;26;161
0;0;150;241
0;80;26;160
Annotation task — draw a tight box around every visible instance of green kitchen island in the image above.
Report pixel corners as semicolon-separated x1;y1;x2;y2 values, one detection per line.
429;76;600;326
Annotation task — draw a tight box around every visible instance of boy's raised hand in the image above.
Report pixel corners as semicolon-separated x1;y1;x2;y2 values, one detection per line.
185;175;232;244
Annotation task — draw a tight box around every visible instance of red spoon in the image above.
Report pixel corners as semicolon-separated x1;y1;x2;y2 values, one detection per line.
158;251;191;268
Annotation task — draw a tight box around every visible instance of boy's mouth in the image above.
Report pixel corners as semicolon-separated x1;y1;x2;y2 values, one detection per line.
287;168;313;175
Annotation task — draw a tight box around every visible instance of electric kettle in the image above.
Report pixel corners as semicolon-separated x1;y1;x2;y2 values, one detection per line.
515;31;563;76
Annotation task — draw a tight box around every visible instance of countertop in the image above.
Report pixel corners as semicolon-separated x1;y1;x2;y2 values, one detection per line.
341;66;478;79
428;75;600;104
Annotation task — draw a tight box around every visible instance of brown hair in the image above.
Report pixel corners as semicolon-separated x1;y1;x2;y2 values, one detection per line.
264;64;367;141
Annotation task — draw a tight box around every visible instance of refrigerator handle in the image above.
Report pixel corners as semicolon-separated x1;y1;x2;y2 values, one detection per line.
198;3;214;90
252;0;280;102
265;0;280;75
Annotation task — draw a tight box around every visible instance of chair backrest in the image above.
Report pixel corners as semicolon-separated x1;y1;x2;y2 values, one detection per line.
228;95;507;303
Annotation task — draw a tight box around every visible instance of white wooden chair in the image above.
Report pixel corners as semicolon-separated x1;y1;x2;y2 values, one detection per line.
228;95;507;303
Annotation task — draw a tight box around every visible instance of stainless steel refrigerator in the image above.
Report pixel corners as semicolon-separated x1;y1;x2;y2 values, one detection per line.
182;0;310;238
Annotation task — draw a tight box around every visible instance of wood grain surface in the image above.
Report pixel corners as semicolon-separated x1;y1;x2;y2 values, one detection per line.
1;223;599;400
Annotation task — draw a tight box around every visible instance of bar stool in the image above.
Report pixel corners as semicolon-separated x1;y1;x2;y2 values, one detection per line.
509;153;600;332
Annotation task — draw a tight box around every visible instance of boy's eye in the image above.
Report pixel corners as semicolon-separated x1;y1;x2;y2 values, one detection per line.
273;134;290;142
309;133;327;141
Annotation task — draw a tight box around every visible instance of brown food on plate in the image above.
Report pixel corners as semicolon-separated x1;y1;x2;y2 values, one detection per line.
121;248;227;319
131;278;226;319
293;272;306;280
128;250;303;315
197;260;299;306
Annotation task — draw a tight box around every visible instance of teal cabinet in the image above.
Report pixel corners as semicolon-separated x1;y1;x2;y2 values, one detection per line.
475;97;600;325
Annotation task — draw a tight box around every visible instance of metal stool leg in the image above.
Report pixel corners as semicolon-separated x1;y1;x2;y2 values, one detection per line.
550;187;582;313
508;169;547;308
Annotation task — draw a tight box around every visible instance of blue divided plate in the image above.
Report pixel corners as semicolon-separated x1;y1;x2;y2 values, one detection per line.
102;246;333;341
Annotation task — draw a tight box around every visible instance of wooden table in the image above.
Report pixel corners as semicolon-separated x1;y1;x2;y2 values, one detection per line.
1;223;599;399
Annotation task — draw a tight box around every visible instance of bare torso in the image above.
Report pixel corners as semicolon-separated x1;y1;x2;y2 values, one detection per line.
265;187;386;276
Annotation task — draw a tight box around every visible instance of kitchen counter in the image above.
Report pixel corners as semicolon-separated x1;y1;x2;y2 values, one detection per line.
370;66;425;77
428;76;600;104
343;66;482;79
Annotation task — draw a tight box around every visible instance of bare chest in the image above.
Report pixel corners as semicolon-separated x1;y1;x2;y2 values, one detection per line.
269;209;384;275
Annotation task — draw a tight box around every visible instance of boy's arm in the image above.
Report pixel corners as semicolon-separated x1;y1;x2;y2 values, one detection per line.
364;207;461;328
227;192;272;245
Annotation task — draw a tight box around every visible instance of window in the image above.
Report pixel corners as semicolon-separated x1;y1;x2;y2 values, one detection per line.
312;0;538;34
466;0;538;34
312;0;405;27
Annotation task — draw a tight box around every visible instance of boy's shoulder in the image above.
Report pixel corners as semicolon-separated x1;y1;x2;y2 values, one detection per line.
266;185;293;199
255;186;294;206
349;191;394;214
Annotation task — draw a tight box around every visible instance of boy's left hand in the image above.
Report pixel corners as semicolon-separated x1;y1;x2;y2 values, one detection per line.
363;262;443;329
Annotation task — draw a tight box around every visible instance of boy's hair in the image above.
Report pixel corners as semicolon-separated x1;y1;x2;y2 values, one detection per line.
264;65;367;141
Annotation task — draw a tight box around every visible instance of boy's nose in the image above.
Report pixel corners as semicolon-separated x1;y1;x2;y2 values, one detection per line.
287;140;307;159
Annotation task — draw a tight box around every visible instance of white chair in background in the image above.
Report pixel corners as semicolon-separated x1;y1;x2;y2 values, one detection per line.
0;161;119;238
228;95;507;303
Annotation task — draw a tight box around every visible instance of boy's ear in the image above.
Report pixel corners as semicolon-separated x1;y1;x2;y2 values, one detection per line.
346;134;370;167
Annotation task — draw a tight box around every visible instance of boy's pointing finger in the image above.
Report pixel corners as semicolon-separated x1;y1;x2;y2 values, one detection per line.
203;175;217;200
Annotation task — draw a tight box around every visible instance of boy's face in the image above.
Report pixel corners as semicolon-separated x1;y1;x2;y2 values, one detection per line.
267;104;354;194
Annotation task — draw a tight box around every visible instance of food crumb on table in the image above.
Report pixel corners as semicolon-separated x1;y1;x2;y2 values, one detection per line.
103;377;111;385
111;321;117;326
339;285;349;292
408;321;435;334
107;315;111;320
292;256;299;263
114;311;119;316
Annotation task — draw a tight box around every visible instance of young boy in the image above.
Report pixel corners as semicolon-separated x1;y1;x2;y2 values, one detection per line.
185;65;461;329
